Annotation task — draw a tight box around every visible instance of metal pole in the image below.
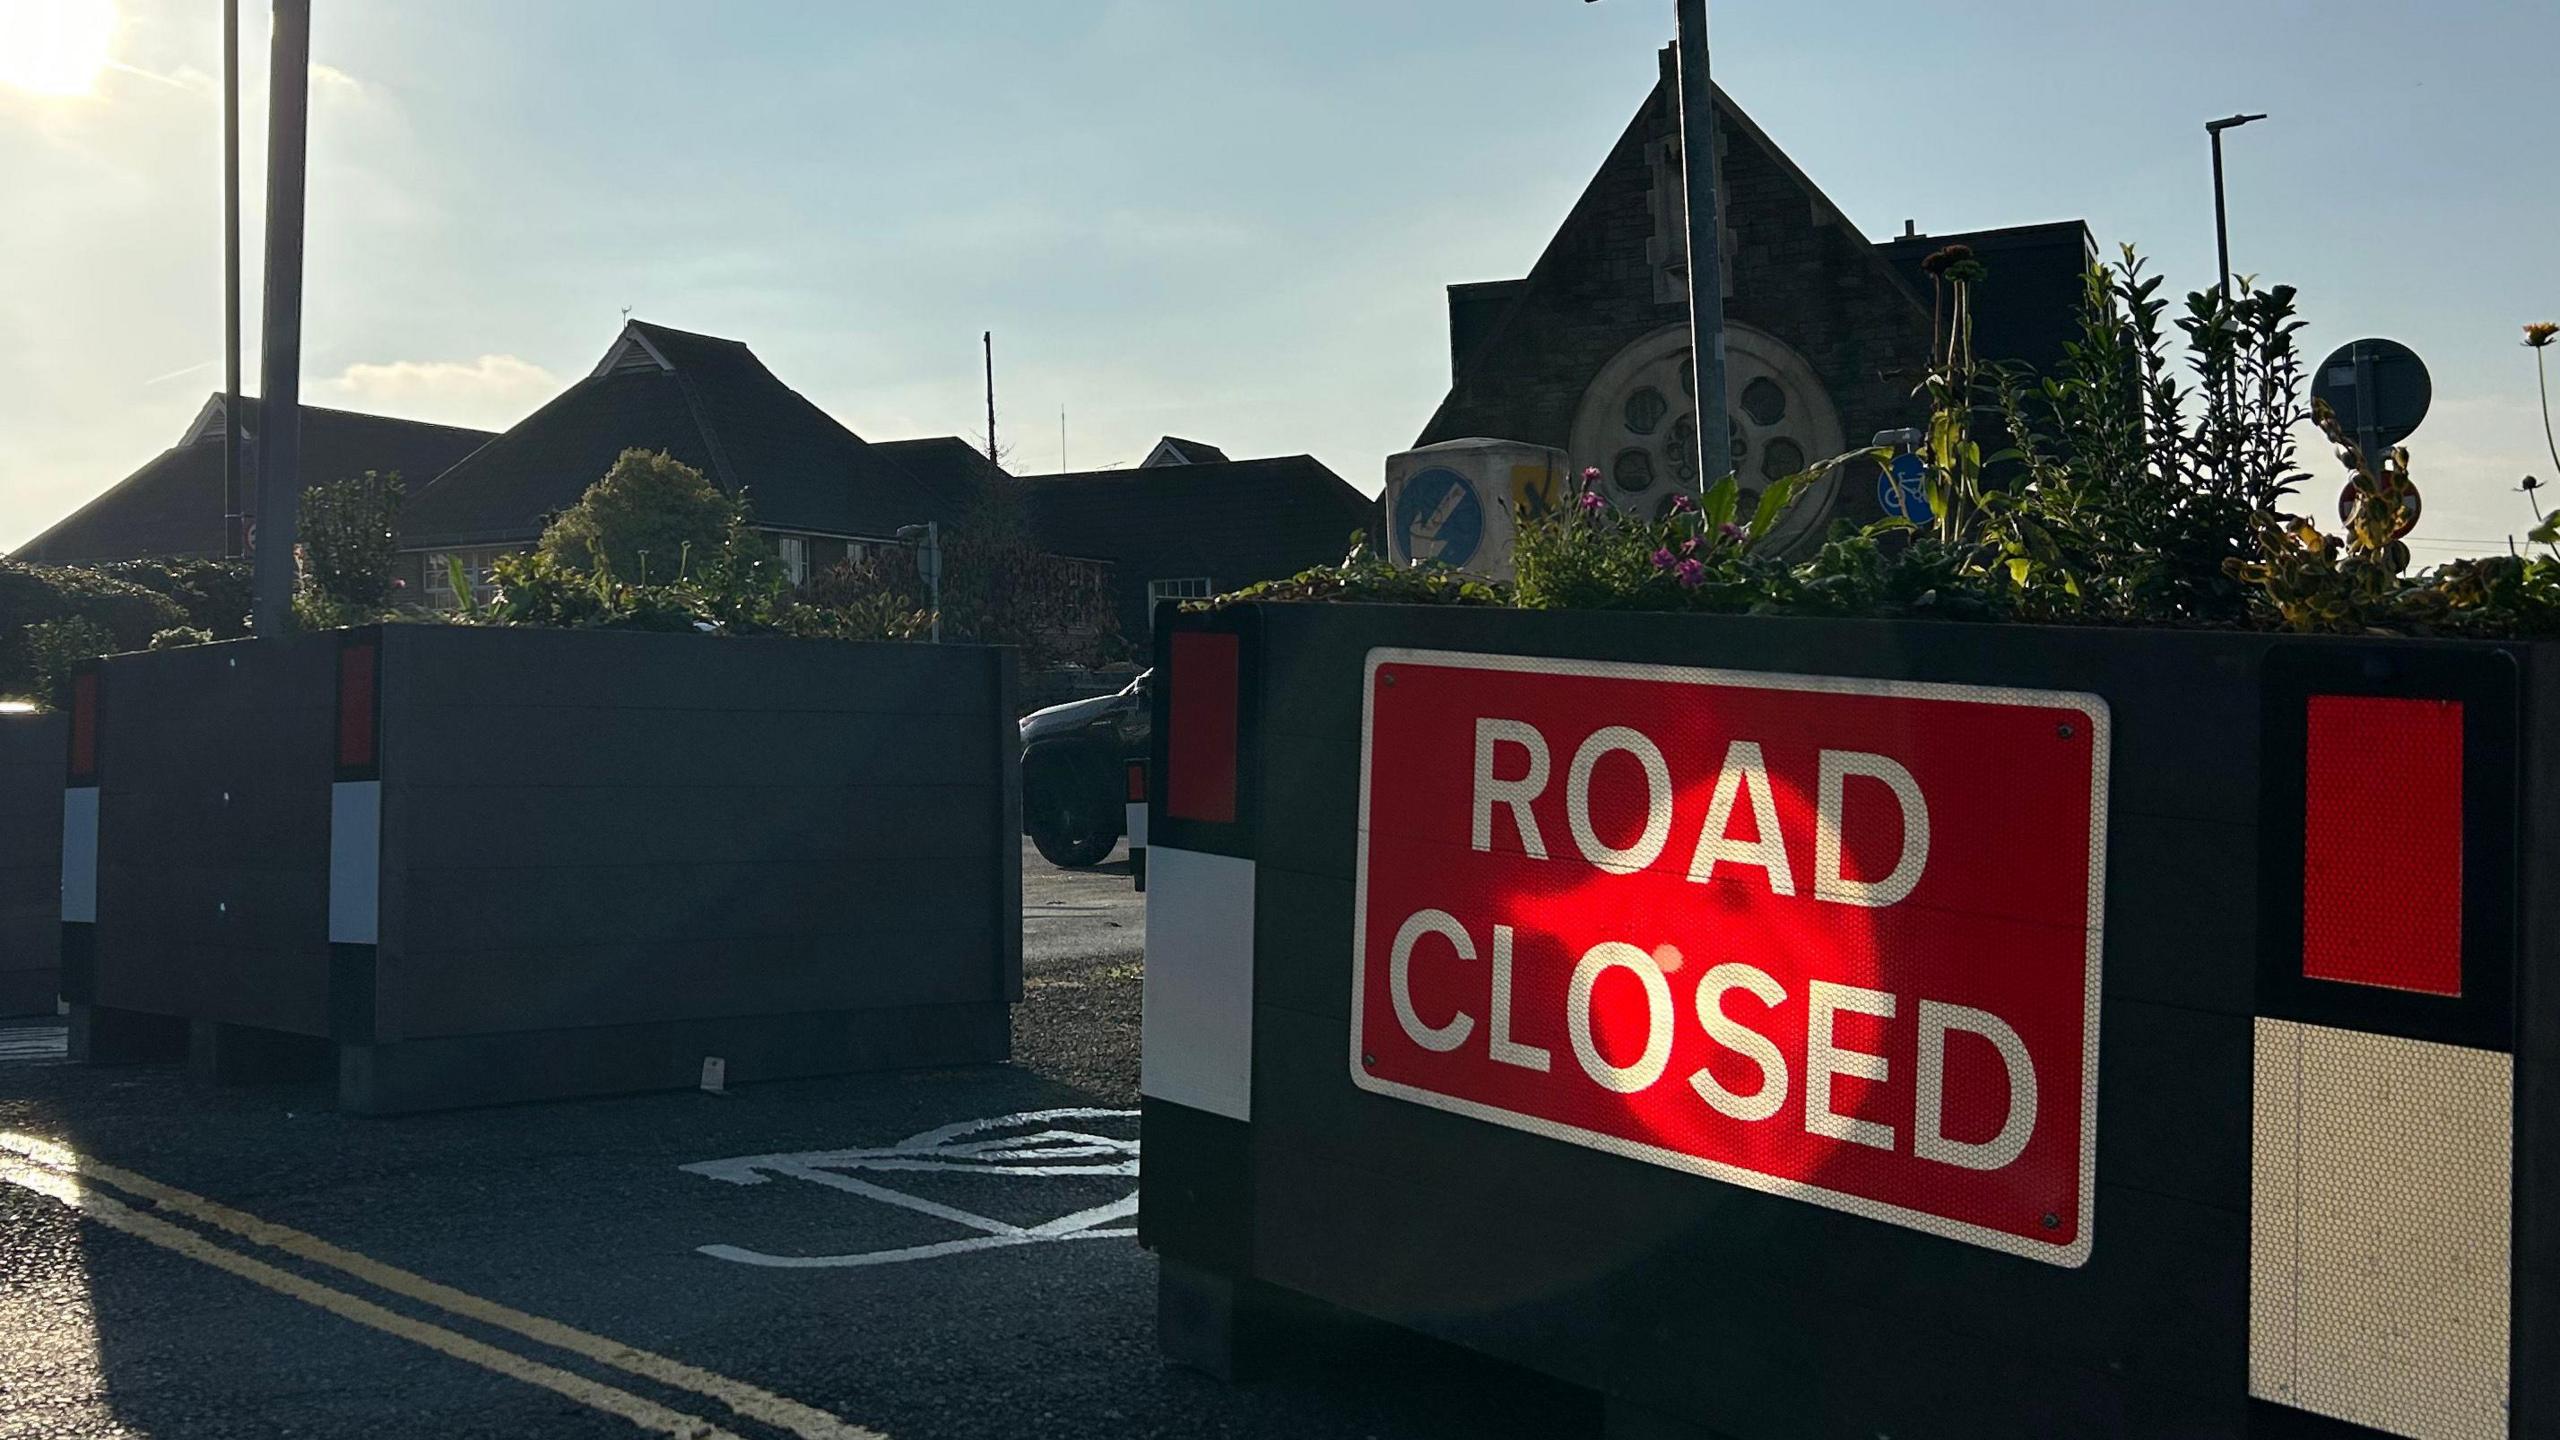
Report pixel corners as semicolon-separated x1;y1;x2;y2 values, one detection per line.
983;331;997;467
252;0;312;637
927;521;943;645
221;0;243;561
1673;0;1730;488
2211;128;2231;308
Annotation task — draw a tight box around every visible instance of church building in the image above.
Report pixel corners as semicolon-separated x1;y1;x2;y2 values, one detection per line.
1418;48;2091;538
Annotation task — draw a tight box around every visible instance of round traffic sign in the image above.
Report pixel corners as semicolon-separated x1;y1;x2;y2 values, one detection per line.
2311;338;2431;451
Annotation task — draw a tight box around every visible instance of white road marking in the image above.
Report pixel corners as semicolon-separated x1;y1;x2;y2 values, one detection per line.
684;1108;1140;1269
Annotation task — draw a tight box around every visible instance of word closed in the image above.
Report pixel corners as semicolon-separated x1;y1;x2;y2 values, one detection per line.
1353;650;2110;1265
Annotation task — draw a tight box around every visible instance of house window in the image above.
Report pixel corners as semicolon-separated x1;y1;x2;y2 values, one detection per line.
1147;577;1213;624
423;547;514;609
776;534;811;588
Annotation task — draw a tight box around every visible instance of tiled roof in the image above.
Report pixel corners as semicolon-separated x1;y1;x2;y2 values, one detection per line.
1018;455;1379;636
11;396;495;565
400;321;945;549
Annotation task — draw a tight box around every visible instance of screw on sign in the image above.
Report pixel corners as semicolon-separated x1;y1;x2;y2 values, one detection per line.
1353;650;2110;1265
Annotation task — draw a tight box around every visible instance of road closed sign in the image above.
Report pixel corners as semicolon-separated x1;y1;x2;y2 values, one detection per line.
1352;649;2109;1266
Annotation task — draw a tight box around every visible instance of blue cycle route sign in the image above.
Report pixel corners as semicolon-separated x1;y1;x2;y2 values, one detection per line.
1879;451;1933;525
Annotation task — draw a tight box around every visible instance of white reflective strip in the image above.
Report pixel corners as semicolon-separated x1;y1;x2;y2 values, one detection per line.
329;781;381;945
1125;802;1147;850
59;789;97;924
1139;846;1254;1121
2250;1017;2511;1438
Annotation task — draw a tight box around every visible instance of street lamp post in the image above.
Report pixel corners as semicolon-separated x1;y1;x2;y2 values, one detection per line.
2206;112;2266;308
1589;0;1731;488
252;0;314;637
1672;0;1731;488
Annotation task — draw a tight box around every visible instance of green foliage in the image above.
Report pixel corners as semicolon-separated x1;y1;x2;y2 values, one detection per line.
298;470;404;616
1218;533;1507;608
537;449;754;584
21;617;114;705
1513;477;1796;614
0;559;187;698
91;558;251;638
148;626;216;651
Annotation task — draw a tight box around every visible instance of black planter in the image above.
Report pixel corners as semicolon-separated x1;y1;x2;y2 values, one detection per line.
0;710;65;1018
64;625;1021;1113
1137;601;2554;1440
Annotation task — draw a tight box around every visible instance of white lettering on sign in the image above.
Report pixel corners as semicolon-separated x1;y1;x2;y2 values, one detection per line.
1472;718;1550;860
1565;727;1673;874
1915;1001;2037;1171
1690;962;1788;1123
1463;720;1935;909
1567;942;1674;1093
1390;908;1476;1053
1806;980;1897;1152
1815;751;1931;907
1690;740;1795;894
1375;908;2046;1177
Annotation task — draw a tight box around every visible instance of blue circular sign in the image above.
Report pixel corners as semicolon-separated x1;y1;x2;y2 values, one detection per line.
1878;452;1933;525
1395;466;1484;568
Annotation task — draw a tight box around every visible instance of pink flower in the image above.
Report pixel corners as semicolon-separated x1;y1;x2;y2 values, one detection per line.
1681;537;1699;555
1670;493;1698;514
1579;491;1607;514
1719;522;1745;542
1674;558;1706;588
1651;547;1676;569
1582;467;1603;486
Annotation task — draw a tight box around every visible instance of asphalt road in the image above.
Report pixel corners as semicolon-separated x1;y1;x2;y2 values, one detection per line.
0;840;1593;1440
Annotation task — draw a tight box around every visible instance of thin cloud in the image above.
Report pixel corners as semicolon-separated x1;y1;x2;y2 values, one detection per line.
319;354;559;431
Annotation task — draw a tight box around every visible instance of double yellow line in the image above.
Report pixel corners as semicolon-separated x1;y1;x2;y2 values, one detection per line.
0;1132;885;1440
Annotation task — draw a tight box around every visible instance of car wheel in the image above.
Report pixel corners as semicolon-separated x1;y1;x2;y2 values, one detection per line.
1028;763;1118;869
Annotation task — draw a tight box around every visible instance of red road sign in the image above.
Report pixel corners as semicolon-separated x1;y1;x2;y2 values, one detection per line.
1353;649;2109;1265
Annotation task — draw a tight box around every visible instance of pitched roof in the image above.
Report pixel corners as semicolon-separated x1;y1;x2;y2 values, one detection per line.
400;320;945;549
1016;455;1378;635
867;436;1010;525
1141;436;1231;467
11;395;494;565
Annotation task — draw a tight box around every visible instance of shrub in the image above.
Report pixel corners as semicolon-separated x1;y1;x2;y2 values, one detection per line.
0;560;187;697
92;558;252;638
148;626;216;651
537;450;754;584
20;617;115;705
298;470;404;614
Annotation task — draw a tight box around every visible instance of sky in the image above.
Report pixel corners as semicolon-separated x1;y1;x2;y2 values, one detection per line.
3;0;2556;559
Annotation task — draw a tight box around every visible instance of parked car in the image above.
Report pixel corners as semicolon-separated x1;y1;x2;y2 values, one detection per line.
1019;670;1148;870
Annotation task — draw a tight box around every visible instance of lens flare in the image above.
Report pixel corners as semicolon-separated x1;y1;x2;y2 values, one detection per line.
0;0;118;97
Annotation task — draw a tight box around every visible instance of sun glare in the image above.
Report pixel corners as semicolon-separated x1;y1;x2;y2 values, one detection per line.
0;0;118;97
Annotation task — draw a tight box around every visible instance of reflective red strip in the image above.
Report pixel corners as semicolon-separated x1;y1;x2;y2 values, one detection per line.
68;671;98;782
1125;760;1147;804
337;640;378;772
2303;695;2462;996
1166;631;1238;824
